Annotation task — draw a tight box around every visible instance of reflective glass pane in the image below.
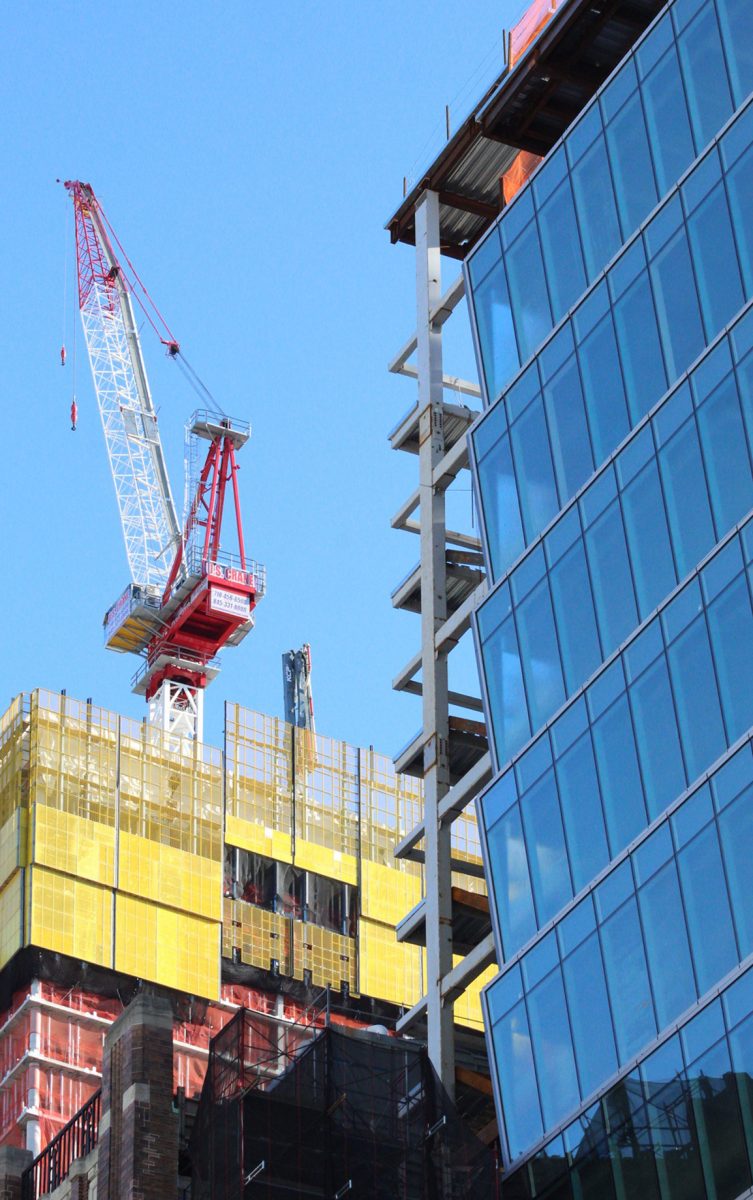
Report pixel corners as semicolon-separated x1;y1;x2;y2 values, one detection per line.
571;134;622;279
686;1035;751;1200
493;1000;544;1160
717;0;753;105
592;694;647;853
668;614;726;782
678;822;738;993
678;1;734;148
543;357;594;501
521;770;572;927
727;143;753;294
483;614;531;764
622;458;677;617
538;179;587;323
506;220;553;364
613;271;667;422
585;499;638;652
630;655;686;819
601;897;656;1062
510;396;559;541
577;312;630;466
642;45;695;194
719;784;753;958
638;860;697;1028
516;580;565;736
708;574;753;742
477;428;525;580
549;540;601;693
528;968;580;1130
556;732;610;893
471;260;520;403
688;181;744;339
658;416;715;578
696;372;753;539
562;931;618;1099
605;91;658;237
487;804;537;956
649;226;705;382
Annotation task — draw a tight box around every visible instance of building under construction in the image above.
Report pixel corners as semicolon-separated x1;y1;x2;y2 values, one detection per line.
0;687;493;1189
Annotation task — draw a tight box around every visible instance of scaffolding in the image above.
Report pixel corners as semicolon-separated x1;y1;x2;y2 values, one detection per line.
190;1010;496;1200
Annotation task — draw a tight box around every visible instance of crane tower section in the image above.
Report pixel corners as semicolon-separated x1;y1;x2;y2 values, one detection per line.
65;181;265;742
66;181;180;590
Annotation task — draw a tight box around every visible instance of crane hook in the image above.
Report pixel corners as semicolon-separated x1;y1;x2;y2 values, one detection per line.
60;345;66;367
70;399;78;432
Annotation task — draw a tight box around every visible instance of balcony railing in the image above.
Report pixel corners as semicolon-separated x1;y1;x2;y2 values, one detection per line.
21;1089;101;1200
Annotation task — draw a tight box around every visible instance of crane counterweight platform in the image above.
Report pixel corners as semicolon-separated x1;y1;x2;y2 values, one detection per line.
65;181;264;741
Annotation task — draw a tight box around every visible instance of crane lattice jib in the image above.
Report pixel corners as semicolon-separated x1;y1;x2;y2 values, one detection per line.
67;182;180;589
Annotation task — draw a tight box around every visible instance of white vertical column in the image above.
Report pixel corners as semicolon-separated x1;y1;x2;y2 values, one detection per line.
415;191;455;1096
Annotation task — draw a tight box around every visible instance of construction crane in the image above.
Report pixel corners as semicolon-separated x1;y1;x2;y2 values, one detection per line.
282;644;315;732
65;181;265;741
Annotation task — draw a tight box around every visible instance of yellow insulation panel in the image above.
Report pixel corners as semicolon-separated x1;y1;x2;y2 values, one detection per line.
33;806;115;887
222;898;291;975
115;893;219;999
0;810;23;893
453;962;496;1032
360;860;421;926
225;815;292;864
29;866;112;969
293;922;356;991
118;831;221;921
0;872;23;971
357;917;422;1009
293;840;357;886
29;694;118;829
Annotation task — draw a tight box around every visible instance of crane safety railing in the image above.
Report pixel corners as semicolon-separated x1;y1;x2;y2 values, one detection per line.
21;1089;101;1200
131;647;223;692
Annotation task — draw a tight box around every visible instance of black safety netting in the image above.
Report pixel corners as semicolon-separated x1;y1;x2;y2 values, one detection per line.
189;1008;497;1200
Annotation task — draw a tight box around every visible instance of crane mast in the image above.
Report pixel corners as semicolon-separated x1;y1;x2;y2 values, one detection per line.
65;181;264;741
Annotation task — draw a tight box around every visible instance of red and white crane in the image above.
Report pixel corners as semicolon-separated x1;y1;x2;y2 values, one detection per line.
65;181;265;741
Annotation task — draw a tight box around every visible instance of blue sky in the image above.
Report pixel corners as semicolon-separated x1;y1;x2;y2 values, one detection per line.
1;1;521;755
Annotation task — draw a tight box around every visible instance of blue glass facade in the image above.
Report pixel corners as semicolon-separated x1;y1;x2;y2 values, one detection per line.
464;0;753;1184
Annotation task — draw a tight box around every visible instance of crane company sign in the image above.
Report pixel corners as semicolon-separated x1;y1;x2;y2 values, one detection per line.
210;587;251;619
206;561;256;588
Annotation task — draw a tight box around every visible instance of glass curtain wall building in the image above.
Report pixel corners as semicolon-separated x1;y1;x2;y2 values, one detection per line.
463;0;753;1195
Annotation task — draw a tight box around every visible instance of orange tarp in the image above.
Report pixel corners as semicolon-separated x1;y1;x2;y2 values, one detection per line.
510;0;567;68
502;151;544;204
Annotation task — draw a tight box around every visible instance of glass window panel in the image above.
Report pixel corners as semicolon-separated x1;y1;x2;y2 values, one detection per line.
678;1;734;149
571;134;622;280
477;428;526;581
469;227;502;289
585;499;638;652
556;731;610;893
688;181;744;340
642;44;695;195
528;967;581;1130
622;458;677;617
678;822;739;994
549;539;601;693
649;226;705;383
727;143;753;295
543;356;594;501
719;784;753;958
487;804;537;957
727;1009;753;1178
592;694;647;853
658;416;716;579
470;259;520;403
686;1035;751;1200
713;742;753;813
486;962;524;1024
516;580;565;736
698;374;753;541
633;822;673;886
506;220;553;363
668;614;726;783
493;1000;544;1160
649;1077;706;1199
630;655;686;819
510;395;559;541
538;179;587;323
639;859;697;1028
563;931;618;1100
613;270;667;422
601;897;657;1063
521;769;572;927
577;314;630;468
673;782;713;849
605;91;658;237
708;573;753;741
717;0;753;106
482;614;531;765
